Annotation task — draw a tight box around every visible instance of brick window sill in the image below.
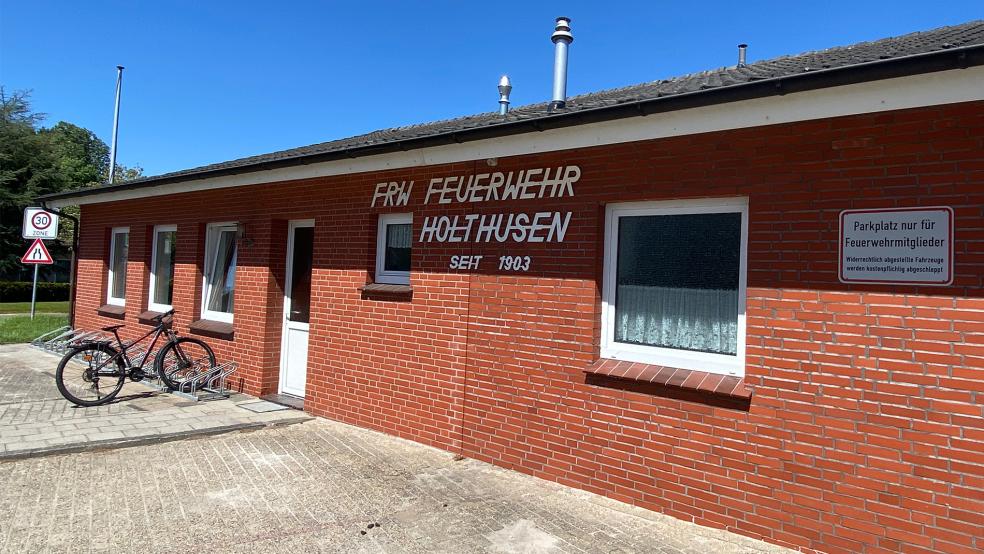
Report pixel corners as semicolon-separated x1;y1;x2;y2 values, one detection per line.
584;359;752;409
188;319;234;341
137;310;163;326
96;304;125;319
359;283;413;300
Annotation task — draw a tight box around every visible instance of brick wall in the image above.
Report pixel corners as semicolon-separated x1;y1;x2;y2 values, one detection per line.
75;100;984;554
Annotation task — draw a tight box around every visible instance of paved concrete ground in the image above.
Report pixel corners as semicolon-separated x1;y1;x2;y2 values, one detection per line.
0;344;793;553
0;344;310;458
0;419;793;554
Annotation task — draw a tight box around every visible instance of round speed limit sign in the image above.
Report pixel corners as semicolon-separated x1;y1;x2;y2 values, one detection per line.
22;207;59;240
32;212;53;230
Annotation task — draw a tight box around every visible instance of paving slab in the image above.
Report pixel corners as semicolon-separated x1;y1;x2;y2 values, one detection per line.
0;344;311;459
0;418;794;553
240;399;292;412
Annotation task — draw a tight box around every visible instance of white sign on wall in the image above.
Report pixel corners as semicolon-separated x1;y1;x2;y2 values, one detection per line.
839;206;953;285
22;207;59;240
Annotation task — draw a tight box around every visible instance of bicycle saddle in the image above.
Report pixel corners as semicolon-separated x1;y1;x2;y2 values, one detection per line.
101;324;124;332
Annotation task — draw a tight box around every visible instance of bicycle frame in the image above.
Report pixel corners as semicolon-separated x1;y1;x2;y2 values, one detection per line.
86;321;177;377
113;324;177;370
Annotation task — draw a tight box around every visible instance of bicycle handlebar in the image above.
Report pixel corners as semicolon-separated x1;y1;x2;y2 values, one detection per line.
151;309;176;323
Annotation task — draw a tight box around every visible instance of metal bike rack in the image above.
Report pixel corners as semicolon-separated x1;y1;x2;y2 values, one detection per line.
32;326;77;352
31;326;70;348
124;345;168;392
171;362;239;402
33;328;114;354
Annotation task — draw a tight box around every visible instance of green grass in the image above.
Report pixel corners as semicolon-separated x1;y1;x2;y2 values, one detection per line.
0;314;69;344
0;301;70;314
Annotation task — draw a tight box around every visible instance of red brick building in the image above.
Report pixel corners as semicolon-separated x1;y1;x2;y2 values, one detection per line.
42;21;984;554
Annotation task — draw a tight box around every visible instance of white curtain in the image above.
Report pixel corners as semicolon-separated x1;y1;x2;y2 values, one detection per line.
206;230;237;313
615;285;738;355
387;223;412;248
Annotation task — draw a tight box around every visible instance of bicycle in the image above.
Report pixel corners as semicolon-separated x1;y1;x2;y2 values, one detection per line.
55;309;216;407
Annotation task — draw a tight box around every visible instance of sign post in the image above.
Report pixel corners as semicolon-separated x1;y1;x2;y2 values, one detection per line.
22;208;58;320
30;266;38;319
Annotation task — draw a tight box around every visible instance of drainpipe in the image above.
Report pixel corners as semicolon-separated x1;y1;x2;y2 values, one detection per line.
39;202;79;329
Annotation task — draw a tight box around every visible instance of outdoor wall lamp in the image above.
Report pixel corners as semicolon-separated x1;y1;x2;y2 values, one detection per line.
237;224;255;248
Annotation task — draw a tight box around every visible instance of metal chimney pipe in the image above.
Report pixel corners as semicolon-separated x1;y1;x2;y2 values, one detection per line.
550;17;573;110
737;44;748;68
498;75;512;115
108;65;124;184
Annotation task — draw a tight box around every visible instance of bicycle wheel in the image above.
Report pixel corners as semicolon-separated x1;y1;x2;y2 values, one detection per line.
55;343;127;407
155;337;216;391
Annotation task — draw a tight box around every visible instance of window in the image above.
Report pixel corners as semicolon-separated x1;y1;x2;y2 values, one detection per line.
148;225;177;313
286;224;314;323
201;223;238;323
375;213;412;285
601;198;748;376
106;227;129;306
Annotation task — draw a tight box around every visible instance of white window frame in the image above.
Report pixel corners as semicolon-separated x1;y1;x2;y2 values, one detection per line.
106;227;129;306
147;224;177;313
375;213;412;285
601;198;749;376
200;222;238;323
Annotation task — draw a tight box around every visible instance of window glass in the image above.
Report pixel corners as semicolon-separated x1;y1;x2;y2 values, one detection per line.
205;227;237;315
375;214;411;285
614;212;741;355
384;223;412;273
288;227;314;323
151;229;176;307
110;231;128;300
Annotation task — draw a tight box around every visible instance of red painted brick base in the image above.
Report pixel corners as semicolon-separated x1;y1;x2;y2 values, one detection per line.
74;101;984;553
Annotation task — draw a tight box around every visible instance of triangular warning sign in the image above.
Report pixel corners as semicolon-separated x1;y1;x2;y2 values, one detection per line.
21;238;54;265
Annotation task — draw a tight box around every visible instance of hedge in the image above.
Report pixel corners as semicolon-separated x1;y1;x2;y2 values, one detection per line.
0;281;70;302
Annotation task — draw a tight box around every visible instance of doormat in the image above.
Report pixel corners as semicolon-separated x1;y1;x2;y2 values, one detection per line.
238;400;291;413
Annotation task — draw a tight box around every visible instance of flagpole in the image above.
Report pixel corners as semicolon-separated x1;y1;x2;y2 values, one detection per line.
108;65;124;184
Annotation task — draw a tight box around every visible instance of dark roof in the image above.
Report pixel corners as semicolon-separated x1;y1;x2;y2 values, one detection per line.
41;20;984;203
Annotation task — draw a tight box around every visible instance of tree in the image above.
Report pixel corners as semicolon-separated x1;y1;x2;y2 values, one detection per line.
0;89;62;275
0;88;44;127
111;163;143;184
0;87;143;276
41;122;110;187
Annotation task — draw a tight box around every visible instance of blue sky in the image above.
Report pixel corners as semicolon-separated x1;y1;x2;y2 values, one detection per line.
2;1;981;177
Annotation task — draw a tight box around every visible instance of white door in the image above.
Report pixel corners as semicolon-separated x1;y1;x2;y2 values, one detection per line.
279;220;314;397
